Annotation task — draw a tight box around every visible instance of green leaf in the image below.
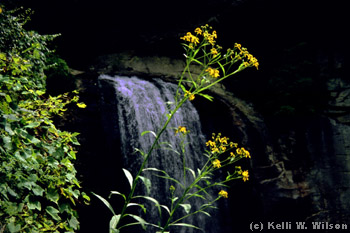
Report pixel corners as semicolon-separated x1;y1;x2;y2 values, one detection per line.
110;214;121;230
28;199;41;211
92;192;116;215
199;210;211;217
109;191;126;201
185;167;196;179
170;223;201;230
140;130;157;138
7;222;21;233
142;167;184;188
46;188;59;203
160;205;170;215
32;184;44;196
5;122;14;136
127;214;147;230
139;176;151;195
68;215;80;230
133;195;162;217
24;122;40;128
197;93;214;101
122;168;133;190
2;136;12;150
179;203;191;214
46;206;61;221
5;94;12;103
127;203;146;213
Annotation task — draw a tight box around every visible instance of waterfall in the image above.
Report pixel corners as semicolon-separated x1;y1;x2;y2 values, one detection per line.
98;75;222;233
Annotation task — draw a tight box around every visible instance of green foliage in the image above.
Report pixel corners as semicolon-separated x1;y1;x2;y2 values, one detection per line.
0;5;88;232
94;25;255;233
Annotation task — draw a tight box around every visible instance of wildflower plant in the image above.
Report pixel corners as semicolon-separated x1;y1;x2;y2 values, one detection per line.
94;25;257;233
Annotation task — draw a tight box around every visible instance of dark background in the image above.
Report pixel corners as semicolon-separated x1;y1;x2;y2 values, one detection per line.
4;0;349;68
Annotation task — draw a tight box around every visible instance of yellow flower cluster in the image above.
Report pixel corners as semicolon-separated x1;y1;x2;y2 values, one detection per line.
242;170;249;182
184;90;195;101
211;48;218;56
181;24;218;49
205;67;220;78
180;32;200;46
175;126;187;135
195;25;217;46
236;147;251;158
206;133;236;154
234;43;259;70
236;166;249;182
218;190;228;198
212;159;221;168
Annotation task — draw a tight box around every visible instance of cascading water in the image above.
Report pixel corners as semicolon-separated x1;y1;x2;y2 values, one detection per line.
98;75;224;233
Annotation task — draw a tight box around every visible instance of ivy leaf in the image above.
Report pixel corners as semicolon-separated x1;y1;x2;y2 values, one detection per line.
5;94;12;103
24;122;40;128
46;206;61;221
28;199;41;211
7;222;21;233
46;188;59;203
32;184;44;196
68;215;79;230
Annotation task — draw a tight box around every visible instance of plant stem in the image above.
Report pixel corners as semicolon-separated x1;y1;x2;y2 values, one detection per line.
117;97;188;230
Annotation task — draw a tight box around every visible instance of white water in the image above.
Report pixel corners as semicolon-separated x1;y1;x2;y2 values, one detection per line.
99;75;217;232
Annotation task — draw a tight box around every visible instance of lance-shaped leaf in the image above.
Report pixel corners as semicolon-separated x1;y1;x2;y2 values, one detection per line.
127;203;146;214
122;168;133;190
169;223;202;231
110;214;121;231
109;191;126;201
141;130;157;138
139;176;151;195
92;192;116;215
126;214;147;230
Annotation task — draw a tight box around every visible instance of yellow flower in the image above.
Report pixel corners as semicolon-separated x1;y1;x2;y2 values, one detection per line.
218;190;228;198
211;147;219;153
220;145;226;152
242;170;249;182
205;67;220;78
212;30;217;39
184;90;195;101
180;32;199;45
230;152;235;158
175;126;187;134
211;48;218;56
77;102;87;108
212;159;221;168
194;27;202;35
236;148;243;155
242;148;251;158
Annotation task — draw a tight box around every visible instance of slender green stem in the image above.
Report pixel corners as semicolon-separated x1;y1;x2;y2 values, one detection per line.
117;97;188;230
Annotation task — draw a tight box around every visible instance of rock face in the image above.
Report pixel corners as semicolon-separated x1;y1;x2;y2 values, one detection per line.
72;51;350;232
